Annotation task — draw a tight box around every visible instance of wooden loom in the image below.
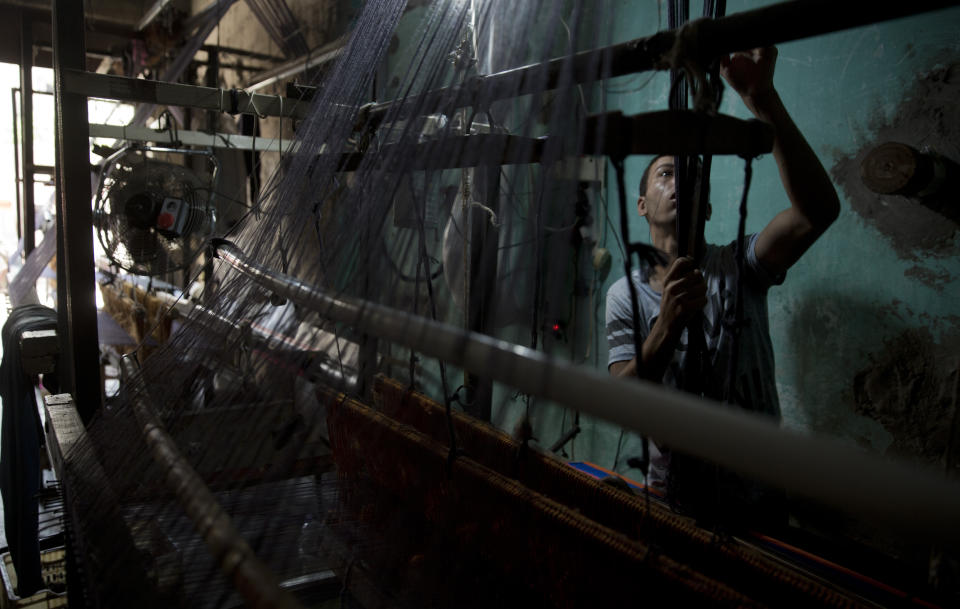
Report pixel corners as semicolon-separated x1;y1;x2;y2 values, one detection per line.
318;374;872;608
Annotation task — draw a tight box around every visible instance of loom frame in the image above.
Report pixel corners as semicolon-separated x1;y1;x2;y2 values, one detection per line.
43;0;960;605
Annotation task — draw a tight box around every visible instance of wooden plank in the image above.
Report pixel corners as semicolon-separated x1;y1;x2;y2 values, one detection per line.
42;393;87;481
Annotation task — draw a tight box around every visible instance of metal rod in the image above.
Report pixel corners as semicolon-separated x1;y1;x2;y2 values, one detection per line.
549;425;581;454
88;123;296;153
11;88;21;245
245;36;347;92
360;0;957;126
212;239;960;541
4;0;142;31
696;0;958;55
464;164;500;421
20;10;35;257
53;0;101;422
201;44;285;64
120;357;304;609
12;88;54;97
582;111;774;157
149;290;360;393
62;69;309;120
33;44;123;63
136;0;173;32
334;134;545;171
328;112;771;173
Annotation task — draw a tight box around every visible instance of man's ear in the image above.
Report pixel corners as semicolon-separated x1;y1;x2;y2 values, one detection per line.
637;196;647;218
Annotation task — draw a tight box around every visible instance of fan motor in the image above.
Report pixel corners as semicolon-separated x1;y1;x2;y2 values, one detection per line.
124;193;157;230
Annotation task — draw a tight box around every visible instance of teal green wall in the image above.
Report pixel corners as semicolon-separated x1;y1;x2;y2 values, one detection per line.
380;1;960;476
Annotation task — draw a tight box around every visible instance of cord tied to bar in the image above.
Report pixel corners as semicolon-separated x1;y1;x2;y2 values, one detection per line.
659;18;720;114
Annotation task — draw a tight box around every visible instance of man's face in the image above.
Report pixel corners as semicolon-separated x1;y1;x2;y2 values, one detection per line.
638;156;676;227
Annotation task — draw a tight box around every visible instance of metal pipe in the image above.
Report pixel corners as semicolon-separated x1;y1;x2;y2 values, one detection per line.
361;0;958;126
11;89;21;246
120;357;304;609
88;123;296;153
3;0;143;30
213;239;960;541
12;88;53;97
549;425;581;454
201;44;284;64
245;36;347;92
20;10;35;256
326;113;771;173
139;286;359;393
33;44;122;63
62;69;309;120
53;0;101;422
136;0;173;32
696;0;957;54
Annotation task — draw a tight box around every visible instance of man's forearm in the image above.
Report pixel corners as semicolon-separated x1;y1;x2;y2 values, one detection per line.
745;89;840;229
610;322;679;382
639;321;680;381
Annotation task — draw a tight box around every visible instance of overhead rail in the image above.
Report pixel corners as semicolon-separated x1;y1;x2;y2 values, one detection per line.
61;69;310;120
326;112;772;172
348;0;957;127
62;1;954;146
581;111;774;157
212;239;960;543
88;123;296;153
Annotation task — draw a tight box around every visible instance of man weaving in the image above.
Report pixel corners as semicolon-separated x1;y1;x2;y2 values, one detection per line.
605;47;840;529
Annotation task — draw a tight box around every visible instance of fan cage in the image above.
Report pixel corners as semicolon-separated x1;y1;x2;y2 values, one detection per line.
93;146;220;277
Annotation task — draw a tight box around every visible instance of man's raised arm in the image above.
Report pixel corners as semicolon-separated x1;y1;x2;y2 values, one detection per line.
721;47;841;277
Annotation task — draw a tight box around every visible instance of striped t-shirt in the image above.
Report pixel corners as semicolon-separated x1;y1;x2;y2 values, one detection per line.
605;233;783;487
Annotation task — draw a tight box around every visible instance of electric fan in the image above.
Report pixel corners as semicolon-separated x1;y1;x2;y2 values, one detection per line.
93;146;220;276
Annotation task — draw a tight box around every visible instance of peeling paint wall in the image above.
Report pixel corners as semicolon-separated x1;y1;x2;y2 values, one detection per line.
831;59;960;278
770;10;960;472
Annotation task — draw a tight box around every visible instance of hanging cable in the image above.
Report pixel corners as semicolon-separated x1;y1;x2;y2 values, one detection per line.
611;156;651;490
412;171;459;468
381;237;443;282
724;156;753;404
